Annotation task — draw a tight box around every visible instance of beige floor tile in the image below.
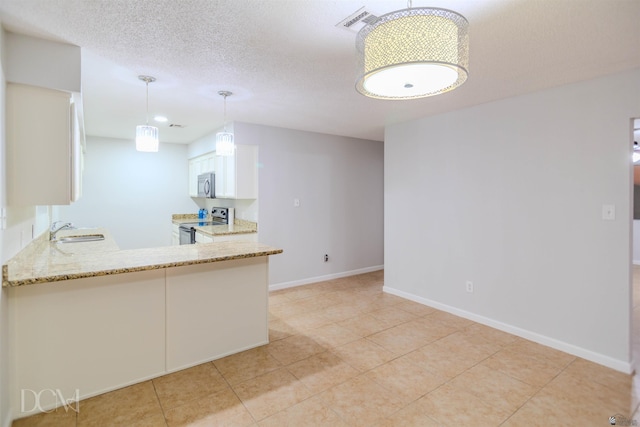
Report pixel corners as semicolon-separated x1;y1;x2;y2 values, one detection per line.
508;339;576;367
416;383;511;426
332;338;396;372
481;344;573;388
436;330;502;360
123;412;168;427
164;387;254;427
427;310;474;329
403;339;484;380
368;306;418;327
322;302;369;322
268;319;298;342
268;299;314;319
77;381;163;427
304;323;360;348
561;357;632;394
282;311;333;331
266;334;327;365
502;391;625;426
464;323;519;347
365;356;447;404
257;396;348;427
12;409;77;427
372;400;441;427
337;313;394;337
214;346;282;386
367;321;441;355
232;368;312;421
287;350;360;394
543;366;632;416
402;317;459;343
318;375;405;427
153;363;229;411
448;364;537;412
268;292;292;306
394;300;437;317
277;284;325;301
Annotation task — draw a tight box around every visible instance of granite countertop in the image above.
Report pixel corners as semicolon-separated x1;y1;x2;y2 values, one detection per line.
2;227;282;288
172;214;258;237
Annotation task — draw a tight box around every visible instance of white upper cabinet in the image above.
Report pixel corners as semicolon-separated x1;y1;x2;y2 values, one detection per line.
6;83;84;206
214;145;258;199
188;152;216;197
189;145;258;199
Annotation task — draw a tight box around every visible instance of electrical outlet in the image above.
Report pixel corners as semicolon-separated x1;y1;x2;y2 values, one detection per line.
466;281;474;293
324;254;329;262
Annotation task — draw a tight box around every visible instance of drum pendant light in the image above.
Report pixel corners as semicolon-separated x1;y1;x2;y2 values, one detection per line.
135;75;159;152
355;1;469;100
216;91;235;156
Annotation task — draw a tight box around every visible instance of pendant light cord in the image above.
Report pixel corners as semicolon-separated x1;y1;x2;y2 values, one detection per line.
407;0;412;8
145;81;150;126
223;93;227;132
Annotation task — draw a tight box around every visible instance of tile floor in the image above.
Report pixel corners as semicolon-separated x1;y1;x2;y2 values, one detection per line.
13;269;640;426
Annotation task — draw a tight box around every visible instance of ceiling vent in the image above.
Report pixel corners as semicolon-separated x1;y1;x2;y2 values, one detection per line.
336;7;379;33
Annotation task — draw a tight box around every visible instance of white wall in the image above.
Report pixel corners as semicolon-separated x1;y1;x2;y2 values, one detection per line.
385;69;640;372
633;221;640;265
56;136;197;250
233;123;384;288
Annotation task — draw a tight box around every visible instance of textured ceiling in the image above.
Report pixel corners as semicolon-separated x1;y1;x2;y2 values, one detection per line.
0;0;639;143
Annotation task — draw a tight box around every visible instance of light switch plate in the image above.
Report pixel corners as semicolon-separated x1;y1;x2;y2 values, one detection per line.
602;204;615;220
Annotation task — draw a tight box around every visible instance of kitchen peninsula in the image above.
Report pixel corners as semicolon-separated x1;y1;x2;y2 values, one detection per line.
3;228;282;417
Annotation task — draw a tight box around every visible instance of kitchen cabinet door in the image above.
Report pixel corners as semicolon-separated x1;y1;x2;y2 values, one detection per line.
195;231;214;244
171;224;180;246
188;152;216;197
7;83;84;205
214;145;258;199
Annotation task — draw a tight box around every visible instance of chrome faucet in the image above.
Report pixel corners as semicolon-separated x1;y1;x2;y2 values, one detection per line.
50;221;75;241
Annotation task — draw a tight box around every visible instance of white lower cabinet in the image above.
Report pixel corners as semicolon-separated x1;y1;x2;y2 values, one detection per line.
165;258;268;371
10;257;270;416
195;231;214;244
172;224;180;246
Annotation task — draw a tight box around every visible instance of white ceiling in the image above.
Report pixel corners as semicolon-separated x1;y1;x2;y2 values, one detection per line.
0;0;638;144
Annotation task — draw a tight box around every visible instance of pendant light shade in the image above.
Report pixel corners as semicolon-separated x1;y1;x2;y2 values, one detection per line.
136;75;159;152
216;91;235;156
136;125;159;152
356;5;469;100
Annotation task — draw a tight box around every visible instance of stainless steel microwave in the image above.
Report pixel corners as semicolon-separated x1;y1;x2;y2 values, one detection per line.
197;173;215;198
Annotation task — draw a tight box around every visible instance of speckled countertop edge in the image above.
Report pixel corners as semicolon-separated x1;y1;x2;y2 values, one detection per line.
2;228;282;288
172;215;258;236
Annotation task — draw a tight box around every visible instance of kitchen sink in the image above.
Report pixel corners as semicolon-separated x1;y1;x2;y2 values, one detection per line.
57;234;105;243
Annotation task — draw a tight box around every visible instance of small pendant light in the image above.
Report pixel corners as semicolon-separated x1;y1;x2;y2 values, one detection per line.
216;90;235;156
135;75;159;152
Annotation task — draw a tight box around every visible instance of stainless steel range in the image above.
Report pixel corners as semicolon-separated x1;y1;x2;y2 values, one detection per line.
178;207;229;245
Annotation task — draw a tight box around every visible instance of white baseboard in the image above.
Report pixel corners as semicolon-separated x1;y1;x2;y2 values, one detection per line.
269;265;383;291
633;260;640;266
383;285;633;374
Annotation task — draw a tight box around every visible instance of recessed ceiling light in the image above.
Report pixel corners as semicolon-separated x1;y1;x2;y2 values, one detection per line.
154;115;168;123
